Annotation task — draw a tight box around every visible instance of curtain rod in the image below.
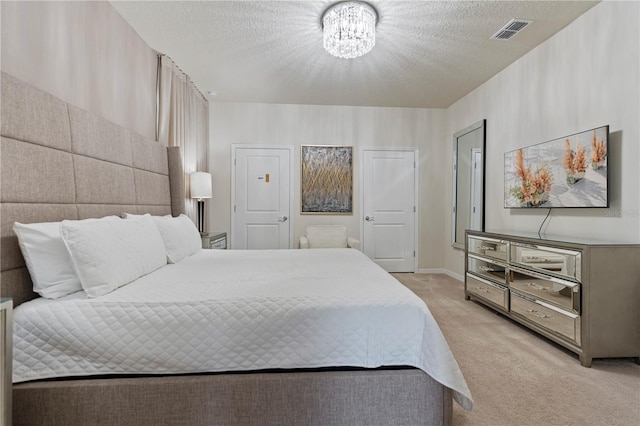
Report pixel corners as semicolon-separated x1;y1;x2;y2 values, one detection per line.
157;54;208;102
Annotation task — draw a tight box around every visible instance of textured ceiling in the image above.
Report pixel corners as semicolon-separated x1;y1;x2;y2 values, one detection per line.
111;1;598;108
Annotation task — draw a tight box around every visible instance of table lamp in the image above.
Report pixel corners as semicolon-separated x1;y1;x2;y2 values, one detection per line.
190;172;212;234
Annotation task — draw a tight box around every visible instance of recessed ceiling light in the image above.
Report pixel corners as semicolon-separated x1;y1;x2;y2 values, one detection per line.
207;90;218;97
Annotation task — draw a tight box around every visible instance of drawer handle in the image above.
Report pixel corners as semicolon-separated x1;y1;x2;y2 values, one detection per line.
527;309;550;319
522;256;557;263
478;266;501;272
475;286;489;293
478;245;495;251
526;282;548;291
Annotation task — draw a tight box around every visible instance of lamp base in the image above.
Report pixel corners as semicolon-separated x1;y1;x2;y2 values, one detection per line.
196;199;205;234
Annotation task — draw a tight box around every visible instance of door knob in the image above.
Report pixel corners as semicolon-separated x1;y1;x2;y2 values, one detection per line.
278;216;288;222
365;216;375;221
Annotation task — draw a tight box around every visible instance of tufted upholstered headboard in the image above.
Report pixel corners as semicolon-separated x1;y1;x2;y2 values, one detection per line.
0;72;186;307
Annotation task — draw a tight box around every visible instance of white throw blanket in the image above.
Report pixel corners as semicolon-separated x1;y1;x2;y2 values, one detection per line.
13;248;473;409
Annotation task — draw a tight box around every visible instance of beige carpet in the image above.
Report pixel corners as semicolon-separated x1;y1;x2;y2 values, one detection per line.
393;273;640;426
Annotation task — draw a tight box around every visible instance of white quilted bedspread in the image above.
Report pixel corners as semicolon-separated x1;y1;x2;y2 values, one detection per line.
13;248;472;409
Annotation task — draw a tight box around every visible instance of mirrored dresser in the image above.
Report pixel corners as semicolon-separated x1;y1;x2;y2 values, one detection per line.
465;230;639;367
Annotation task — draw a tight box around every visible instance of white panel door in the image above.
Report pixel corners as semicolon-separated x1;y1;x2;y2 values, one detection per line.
362;149;416;272
232;146;292;249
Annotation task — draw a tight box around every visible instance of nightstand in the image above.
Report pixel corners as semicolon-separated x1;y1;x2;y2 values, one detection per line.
1;298;12;426
202;232;227;249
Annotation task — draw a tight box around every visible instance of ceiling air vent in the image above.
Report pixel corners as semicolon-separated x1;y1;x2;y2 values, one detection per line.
491;19;532;40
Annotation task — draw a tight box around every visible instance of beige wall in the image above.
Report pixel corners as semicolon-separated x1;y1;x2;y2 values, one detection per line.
209;103;448;270
444;1;640;276
1;1;157;140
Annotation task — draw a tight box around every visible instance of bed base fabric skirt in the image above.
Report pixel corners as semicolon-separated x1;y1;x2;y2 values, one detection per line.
14;368;452;426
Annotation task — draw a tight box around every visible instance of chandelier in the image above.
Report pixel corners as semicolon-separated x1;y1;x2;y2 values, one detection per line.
322;1;377;59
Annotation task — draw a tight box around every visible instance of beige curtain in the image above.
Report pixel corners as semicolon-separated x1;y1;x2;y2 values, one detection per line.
157;54;209;222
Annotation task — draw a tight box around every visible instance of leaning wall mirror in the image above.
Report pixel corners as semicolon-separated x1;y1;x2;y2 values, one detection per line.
452;120;486;249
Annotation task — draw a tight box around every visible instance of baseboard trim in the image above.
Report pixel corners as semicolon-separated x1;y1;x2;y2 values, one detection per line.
415;269;464;282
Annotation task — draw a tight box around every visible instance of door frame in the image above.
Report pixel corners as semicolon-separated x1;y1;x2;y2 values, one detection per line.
230;144;295;249
359;147;419;272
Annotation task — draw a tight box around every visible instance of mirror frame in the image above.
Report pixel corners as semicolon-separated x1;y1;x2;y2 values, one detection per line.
452;119;486;249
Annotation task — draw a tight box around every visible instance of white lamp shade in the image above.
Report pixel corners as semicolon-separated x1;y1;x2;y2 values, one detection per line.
190;172;212;199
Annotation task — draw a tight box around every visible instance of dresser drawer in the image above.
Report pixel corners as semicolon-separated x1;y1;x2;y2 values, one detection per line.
508;265;580;314
510;291;581;346
466;273;509;312
510;242;581;282
210;237;226;249
467;235;508;261
467;254;507;284
202;233;227;250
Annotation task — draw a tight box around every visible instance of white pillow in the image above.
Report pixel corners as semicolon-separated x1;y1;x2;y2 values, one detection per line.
152;214;202;263
13;216;120;299
61;214;167;298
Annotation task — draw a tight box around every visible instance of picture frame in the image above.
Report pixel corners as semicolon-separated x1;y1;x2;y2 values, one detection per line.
301;145;353;214
504;125;609;208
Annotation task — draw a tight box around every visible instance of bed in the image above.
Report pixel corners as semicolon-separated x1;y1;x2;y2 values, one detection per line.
1;72;471;425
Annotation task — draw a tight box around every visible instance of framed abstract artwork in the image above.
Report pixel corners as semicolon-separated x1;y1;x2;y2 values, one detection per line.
301;145;353;214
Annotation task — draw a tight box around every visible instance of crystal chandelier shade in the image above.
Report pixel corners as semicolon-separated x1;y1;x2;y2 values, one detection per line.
322;1;377;59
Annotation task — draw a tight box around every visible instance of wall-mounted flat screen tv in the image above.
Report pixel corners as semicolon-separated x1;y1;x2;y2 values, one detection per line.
504;125;609;208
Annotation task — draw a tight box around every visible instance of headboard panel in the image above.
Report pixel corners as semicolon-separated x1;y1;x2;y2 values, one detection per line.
0;72;185;307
